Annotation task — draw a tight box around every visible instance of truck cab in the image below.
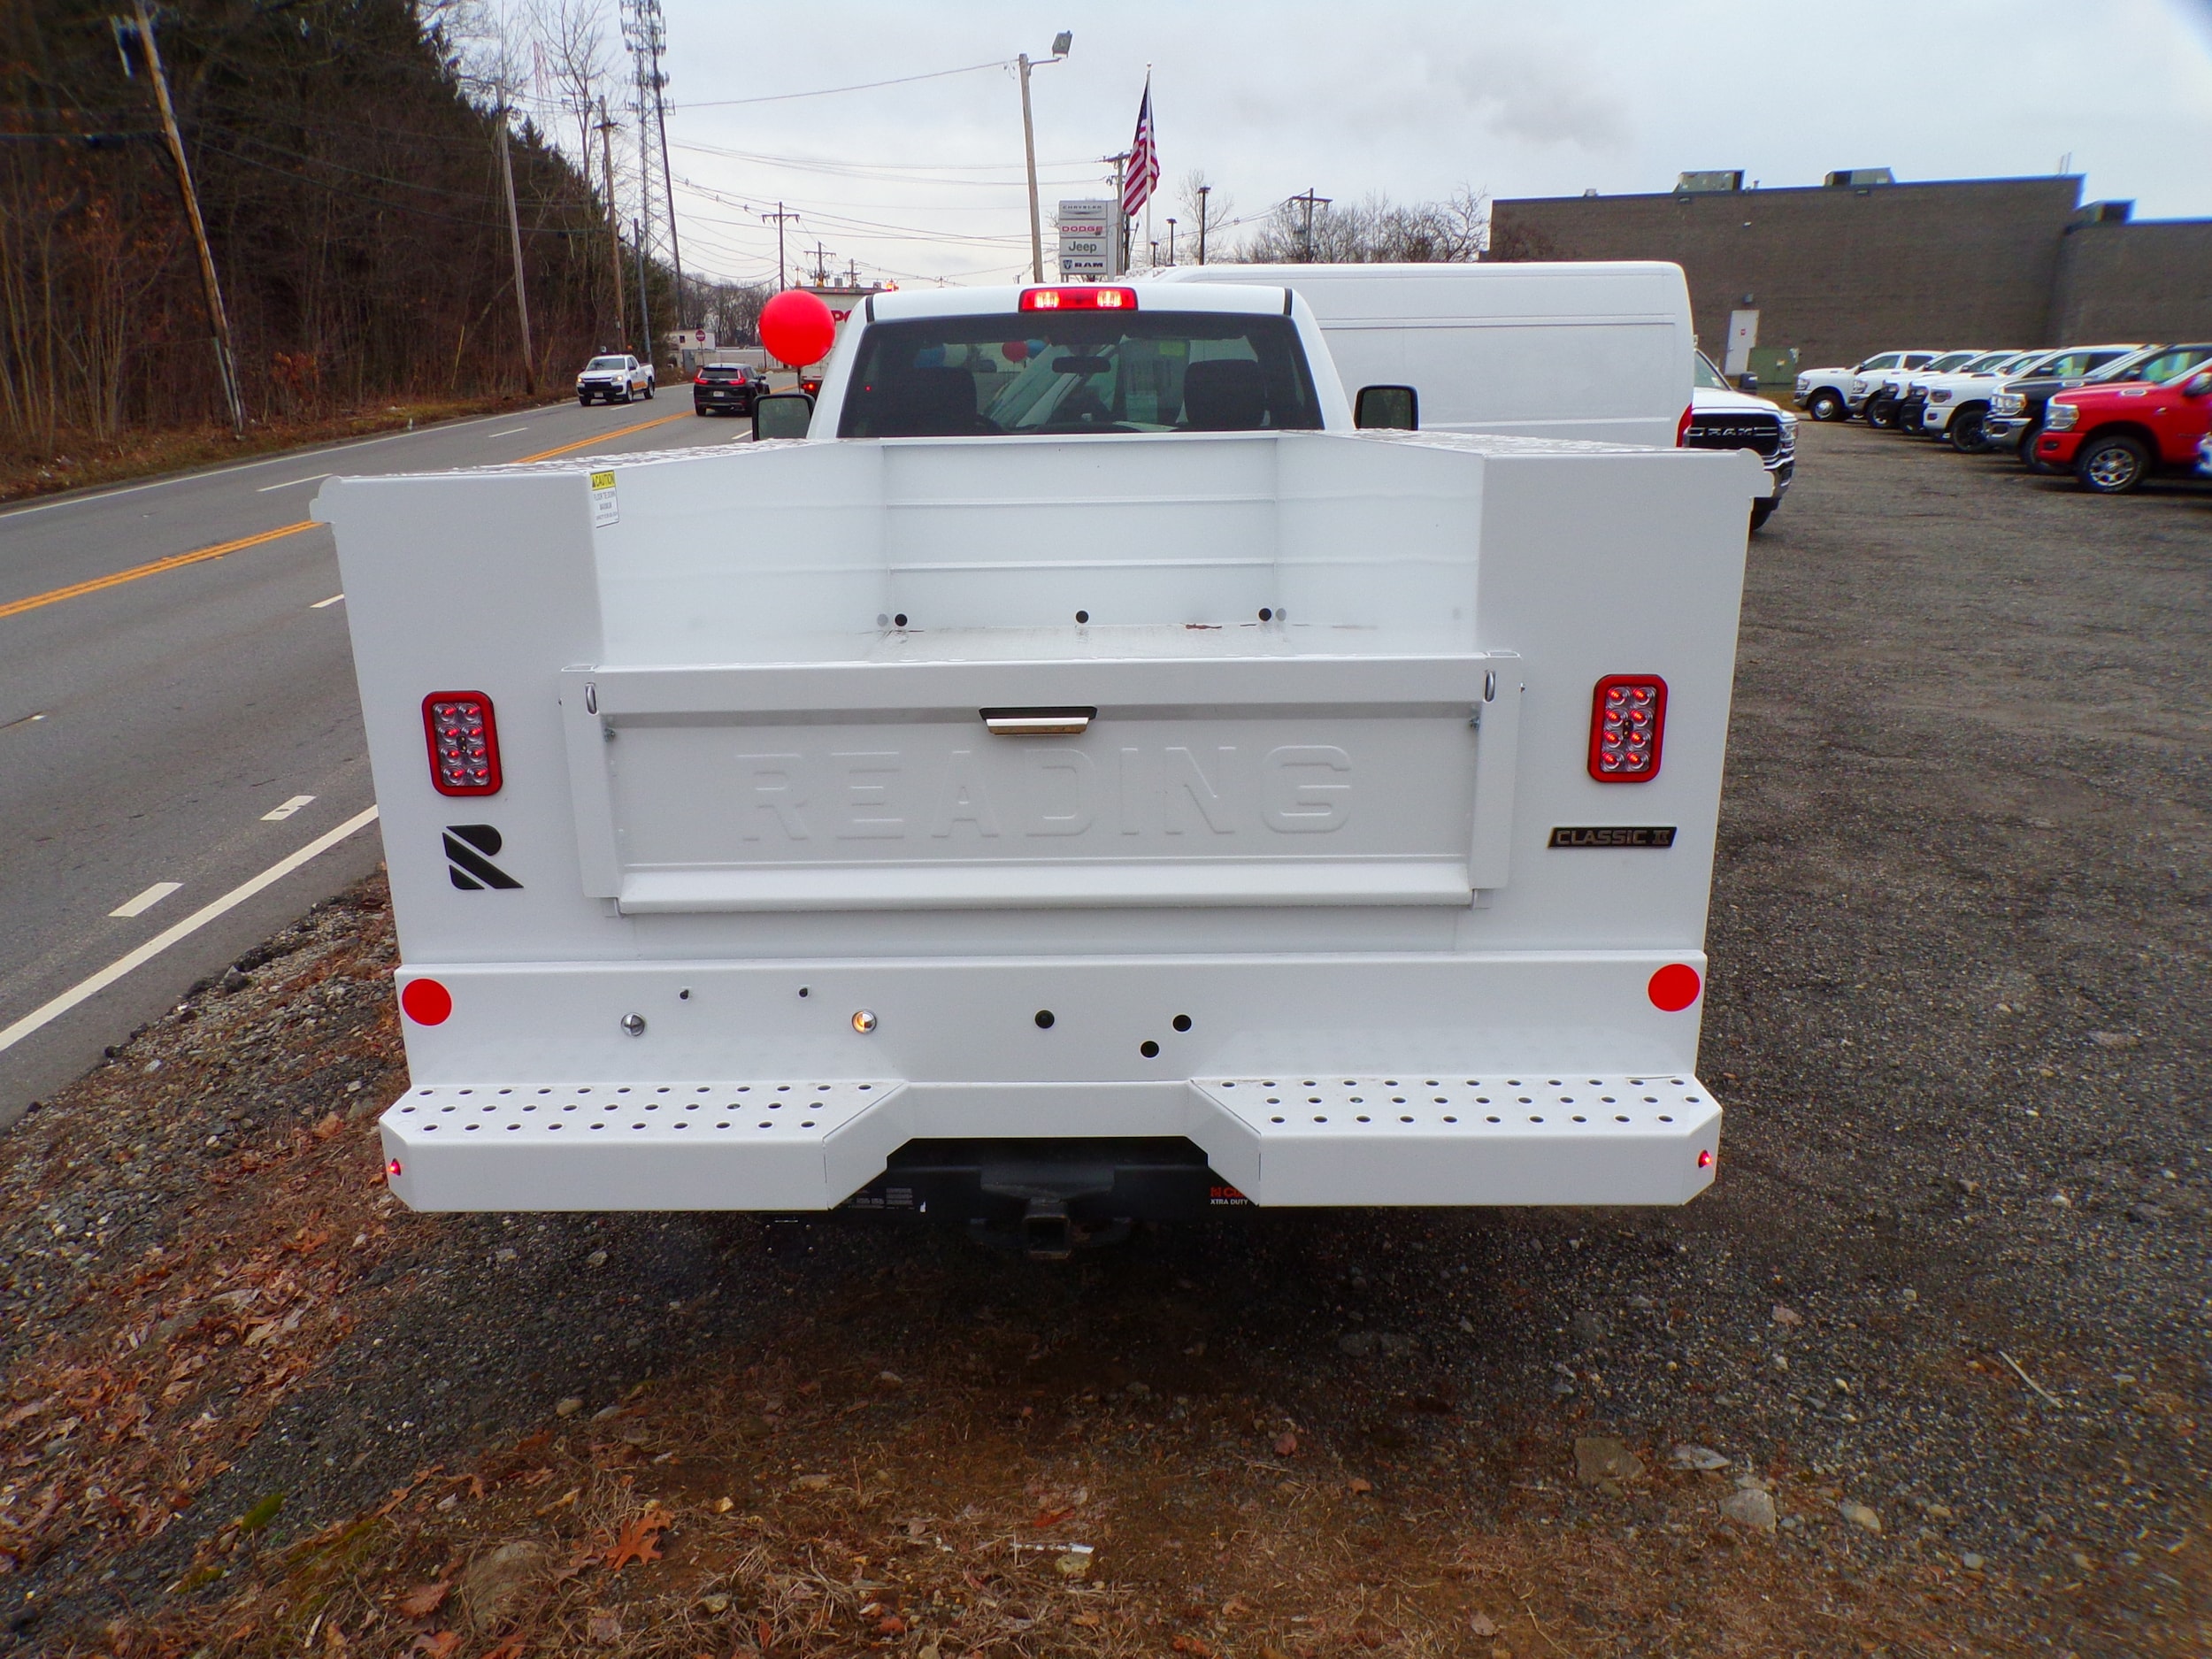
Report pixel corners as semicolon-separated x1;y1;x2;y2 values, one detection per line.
317;279;1766;1248
2037;353;2212;493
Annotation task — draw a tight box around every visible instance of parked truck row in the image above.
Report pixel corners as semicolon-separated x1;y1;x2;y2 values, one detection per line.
1795;341;2212;494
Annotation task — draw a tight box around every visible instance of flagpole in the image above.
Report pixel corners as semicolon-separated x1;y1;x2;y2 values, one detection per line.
1141;66;1153;270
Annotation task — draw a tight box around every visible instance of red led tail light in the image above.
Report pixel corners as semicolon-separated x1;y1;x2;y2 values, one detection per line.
1589;675;1667;781
1019;286;1137;311
422;692;502;795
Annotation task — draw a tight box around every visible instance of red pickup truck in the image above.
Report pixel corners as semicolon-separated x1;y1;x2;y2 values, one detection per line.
2037;354;2212;494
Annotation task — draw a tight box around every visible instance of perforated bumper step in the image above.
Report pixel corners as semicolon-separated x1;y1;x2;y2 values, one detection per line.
1188;1073;1722;1206
380;1079;909;1210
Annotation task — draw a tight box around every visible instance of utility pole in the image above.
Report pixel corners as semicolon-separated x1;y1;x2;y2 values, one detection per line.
809;242;833;286
1106;150;1129;275
1017;33;1071;285
596;98;626;350
1288;188;1331;261
1166;217;1176;265
760;202;799;290
633;216;652;360
1196;183;1210;264
1018;53;1042;282
131;0;243;436
495;99;535;393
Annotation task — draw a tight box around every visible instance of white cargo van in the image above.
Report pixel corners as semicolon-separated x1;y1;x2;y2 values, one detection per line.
1153;261;1692;447
319;279;1764;1252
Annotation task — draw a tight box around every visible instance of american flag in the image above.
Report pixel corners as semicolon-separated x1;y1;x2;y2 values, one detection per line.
1121;77;1159;219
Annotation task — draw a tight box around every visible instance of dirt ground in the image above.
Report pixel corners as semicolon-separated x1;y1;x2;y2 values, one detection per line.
2;422;2207;1658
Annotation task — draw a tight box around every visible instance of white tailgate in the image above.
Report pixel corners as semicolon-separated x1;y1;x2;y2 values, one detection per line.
562;654;1522;911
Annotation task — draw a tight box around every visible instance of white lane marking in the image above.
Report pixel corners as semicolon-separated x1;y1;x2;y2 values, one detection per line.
488;426;532;437
0;806;380;1057
311;593;345;609
111;881;183;918
262;794;316;821
0;403;572;521
255;472;330;493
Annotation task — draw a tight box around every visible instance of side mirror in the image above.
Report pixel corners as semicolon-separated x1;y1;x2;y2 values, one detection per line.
2186;370;2212;398
1354;384;1418;430
1738;373;1760;392
752;390;815;441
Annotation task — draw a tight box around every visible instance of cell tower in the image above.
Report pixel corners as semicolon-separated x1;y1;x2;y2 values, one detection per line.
618;0;686;331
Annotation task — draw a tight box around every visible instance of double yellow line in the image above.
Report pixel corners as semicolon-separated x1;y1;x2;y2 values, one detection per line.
0;411;691;623
0;520;314;622
514;410;686;463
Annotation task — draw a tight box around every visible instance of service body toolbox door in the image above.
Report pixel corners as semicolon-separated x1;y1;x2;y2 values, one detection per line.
563;649;1523;913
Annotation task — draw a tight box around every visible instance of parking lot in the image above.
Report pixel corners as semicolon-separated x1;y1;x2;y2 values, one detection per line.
2;419;2206;1657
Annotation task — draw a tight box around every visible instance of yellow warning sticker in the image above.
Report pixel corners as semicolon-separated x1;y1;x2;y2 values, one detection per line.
589;469;618;528
588;470;616;491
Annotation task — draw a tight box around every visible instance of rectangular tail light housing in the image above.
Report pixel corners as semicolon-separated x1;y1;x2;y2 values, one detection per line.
1588;675;1667;781
422;692;502;795
1020;286;1137;311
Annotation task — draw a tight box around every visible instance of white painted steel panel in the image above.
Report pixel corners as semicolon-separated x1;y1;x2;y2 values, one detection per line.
380;1079;907;1211
1190;1074;1721;1206
378;1071;1717;1210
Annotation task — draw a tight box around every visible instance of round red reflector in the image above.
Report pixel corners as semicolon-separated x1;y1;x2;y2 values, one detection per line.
400;978;452;1025
387;1158;403;1178
1697;1148;1715;1169
1647;964;1701;1012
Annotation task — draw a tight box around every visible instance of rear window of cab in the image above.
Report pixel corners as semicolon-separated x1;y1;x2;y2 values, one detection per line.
838;311;1323;438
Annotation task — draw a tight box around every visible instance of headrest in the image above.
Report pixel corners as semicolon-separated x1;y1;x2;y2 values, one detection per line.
1181;358;1267;431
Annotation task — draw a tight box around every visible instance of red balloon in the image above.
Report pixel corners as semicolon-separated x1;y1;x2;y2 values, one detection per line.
1002;339;1029;363
760;289;838;367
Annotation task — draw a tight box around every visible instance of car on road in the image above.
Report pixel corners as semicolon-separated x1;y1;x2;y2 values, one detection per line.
1916;349;2042;449
693;361;766;417
1793;349;1944;422
1686;349;1796;529
1980;344;2140;458
575;353;654;405
2035;359;2212;494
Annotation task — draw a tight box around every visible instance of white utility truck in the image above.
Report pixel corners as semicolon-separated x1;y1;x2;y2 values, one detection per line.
1156;262;1791;529
317;279;1764;1252
1157;260;1692;447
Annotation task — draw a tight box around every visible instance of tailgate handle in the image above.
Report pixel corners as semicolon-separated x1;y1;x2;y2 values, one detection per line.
982;706;1095;737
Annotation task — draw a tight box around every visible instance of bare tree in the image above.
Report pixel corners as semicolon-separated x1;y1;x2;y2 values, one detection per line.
1177;169;1233;262
1238;187;1489;264
529;0;614;168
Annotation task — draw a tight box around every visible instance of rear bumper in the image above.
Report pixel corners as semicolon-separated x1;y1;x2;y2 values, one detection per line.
380;952;1721;1210
380;1071;1720;1210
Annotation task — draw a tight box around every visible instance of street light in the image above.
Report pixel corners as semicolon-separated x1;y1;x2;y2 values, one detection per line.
1018;31;1072;283
1166;217;1177;265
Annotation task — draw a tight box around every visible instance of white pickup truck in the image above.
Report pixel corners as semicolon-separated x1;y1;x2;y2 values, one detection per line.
317;279;1764;1248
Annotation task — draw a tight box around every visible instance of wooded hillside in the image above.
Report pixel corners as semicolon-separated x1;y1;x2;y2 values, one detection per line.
0;0;653;449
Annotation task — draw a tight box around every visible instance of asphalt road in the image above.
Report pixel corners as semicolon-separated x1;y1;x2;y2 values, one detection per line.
0;391;750;1127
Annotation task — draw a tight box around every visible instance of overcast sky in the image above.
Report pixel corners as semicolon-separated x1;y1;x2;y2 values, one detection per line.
573;0;2212;288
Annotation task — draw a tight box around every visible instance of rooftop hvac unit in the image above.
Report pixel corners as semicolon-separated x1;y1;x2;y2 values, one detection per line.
1824;168;1896;188
1675;170;1743;194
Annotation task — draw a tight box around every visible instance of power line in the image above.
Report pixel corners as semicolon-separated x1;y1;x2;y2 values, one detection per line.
664;58;1009;110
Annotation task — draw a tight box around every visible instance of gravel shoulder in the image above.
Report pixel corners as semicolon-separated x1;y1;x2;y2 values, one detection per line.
2;423;2207;1657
